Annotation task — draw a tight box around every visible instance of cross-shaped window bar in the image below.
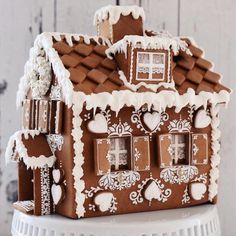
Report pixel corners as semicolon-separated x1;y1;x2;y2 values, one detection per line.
108;138;128;170
136;52;165;81
170;134;186;165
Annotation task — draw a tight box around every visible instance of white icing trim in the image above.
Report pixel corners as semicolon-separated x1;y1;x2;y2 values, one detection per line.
72;88;230;115
118;70;176;92
93;5;145;25
71;100;86;218
5;130;56;169
208;104;221;201
106;35;192;58
16;32;111;108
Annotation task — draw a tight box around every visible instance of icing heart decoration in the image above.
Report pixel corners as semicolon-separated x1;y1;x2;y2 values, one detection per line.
51;184;65;205
194;109;211;129
190;183;207;200
94;192;113;212
52;169;64;184
87;114;108;134
143;111;161;131
144;181;162;202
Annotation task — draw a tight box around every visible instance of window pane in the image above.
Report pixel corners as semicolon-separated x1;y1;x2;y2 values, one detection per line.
138;53;150;64
153;54;164;64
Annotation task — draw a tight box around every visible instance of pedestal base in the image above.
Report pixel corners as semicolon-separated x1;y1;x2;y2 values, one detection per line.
11;204;220;236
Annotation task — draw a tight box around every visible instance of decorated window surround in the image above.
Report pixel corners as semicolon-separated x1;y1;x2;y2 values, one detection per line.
136;51;166;82
14;32;231;217
94;134;150;175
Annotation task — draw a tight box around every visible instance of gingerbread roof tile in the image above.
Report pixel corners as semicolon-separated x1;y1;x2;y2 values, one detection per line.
16;32;231;108
52;34;230;95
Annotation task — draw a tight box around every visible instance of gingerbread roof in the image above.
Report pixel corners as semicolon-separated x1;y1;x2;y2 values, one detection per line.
5;130;56;169
16;32;231;108
52;34;230;95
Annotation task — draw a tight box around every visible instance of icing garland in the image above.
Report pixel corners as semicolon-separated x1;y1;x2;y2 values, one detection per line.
106;35;192;58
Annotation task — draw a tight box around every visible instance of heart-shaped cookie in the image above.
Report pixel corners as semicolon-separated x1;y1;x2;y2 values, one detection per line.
52;169;64;184
87;114;108;134
94;192;113;212
194;109;211;129
51;184;65;205
143;112;161;131
144;181;162;202
190;183;207;200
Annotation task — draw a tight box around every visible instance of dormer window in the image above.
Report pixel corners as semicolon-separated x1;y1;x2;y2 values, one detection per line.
136;52;166;81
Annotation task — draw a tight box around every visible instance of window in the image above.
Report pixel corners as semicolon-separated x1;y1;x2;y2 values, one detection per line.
107;137;130;171
136;52;166;81
159;133;189;167
169;134;187;165
159;133;208;168
94;135;150;175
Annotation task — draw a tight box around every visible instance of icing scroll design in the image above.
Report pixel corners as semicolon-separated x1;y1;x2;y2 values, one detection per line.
85;186;118;213
40;166;51;215
131;107;169;135
99;171;140;191
160;166;198;184
129;174;172;205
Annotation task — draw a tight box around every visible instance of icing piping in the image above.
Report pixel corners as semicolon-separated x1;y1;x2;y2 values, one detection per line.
105;35;192;58
73;88;230;116
209;104;221;201
71;100;86;218
5;130;55;169
118;70;176;93
93;5;145;25
16;32;111;108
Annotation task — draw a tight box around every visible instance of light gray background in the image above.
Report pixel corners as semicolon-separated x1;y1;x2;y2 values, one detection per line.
0;0;235;235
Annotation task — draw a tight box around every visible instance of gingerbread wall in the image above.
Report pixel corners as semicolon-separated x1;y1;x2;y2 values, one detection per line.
80;104;212;218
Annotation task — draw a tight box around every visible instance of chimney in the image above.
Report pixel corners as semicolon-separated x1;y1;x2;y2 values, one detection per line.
94;5;145;43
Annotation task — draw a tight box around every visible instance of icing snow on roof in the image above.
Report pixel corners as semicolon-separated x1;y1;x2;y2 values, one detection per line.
93;5;145;25
5;130;56;169
106;35;192;58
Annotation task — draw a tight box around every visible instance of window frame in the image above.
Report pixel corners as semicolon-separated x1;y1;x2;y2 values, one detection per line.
136;51;166;82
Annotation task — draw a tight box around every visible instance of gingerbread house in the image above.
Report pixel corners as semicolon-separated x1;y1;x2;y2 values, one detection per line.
5;5;231;218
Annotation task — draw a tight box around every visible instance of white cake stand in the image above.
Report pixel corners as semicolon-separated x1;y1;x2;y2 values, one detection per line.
11;204;220;236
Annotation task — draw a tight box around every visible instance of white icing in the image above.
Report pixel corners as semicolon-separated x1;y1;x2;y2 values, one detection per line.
93;5;145;25
71;101;86;218
194;109;211;128
144;181;162;202
106;35;192;58
16;32;111;108
209;105;221;201
143;111;161;131
51;184;63;205
52;169;62;184
72;88;230;116
5;130;55;169
94;192;114;212
190;182;207;200
87;113;108;134
118;70;175;92
28;49;52;98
